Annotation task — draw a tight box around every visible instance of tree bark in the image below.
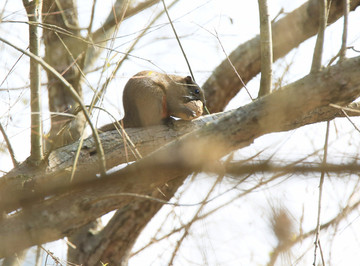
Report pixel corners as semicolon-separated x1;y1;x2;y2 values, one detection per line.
1;55;360;258
42;0;86;150
203;0;360;112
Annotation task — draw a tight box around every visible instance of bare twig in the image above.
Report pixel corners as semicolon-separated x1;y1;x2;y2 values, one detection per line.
54;32;90;89
22;0;44;164
0;53;25;89
168;171;224;265
311;0;328;73
92;0;179;113
318;240;326;266
341;109;360;133
197;26;254;101
87;0;98;34
71;1;130;181
258;0;273;97
215;30;254;101
0;37;107;177
87;0;162;67
161;0;210;114
161;0;194;81
0;0;9;22
313;121;330;266
40;246;78;266
94;106;142;160
349;46;360;53
0;122;18;167
279;196;360;265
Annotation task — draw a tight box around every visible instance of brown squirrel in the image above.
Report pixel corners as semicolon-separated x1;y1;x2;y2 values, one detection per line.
100;71;205;131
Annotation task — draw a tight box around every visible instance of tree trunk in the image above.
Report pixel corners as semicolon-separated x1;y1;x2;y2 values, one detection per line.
42;0;86;150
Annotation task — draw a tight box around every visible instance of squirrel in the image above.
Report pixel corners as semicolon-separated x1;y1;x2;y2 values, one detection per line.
99;70;206;131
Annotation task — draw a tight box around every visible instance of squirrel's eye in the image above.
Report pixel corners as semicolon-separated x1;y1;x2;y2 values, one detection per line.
194;89;200;94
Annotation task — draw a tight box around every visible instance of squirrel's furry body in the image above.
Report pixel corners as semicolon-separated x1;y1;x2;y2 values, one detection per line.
100;71;205;131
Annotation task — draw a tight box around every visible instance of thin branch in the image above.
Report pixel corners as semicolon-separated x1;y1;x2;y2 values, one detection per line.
168;172;224;265
23;0;44;164
339;0;349;61
92;0;179;108
203;0;360;112
313;121;330;266
95;106;142;160
0;0;9;22
160;0;213;119
258;0;273;97
276;196;360;264
159;0;211;115
197;25;254;101
87;0;98;34
0;122;18;167
0;20;157;72
0;37;107;177
341;109;360;133
225;161;360;177
311;0;328;72
214;30;254;101
87;0;162;68
161;0;195;81
55;0;129;181
318;240;326;266
0;52;25;88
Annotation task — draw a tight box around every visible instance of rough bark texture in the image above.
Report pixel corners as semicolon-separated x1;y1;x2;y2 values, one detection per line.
1;56;360;258
42;0;86;149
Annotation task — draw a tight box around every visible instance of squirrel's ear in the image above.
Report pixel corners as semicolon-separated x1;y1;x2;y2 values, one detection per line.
185;76;192;83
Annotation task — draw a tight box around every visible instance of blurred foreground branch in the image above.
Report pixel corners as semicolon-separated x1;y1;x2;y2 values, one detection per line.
1;55;360;257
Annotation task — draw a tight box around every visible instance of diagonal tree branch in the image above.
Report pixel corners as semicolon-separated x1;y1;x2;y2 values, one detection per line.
203;0;360;112
1;55;360;215
85;0;162;69
1;55;360;258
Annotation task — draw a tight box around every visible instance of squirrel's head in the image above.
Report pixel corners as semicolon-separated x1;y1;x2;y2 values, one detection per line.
183;76;206;106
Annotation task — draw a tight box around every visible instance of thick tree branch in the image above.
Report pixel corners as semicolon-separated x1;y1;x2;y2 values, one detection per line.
310;0;327;72
92;0;160;42
2;55;360;214
42;0;87;149
258;0;273;97
204;0;360;112
23;0;44;163
1;56;360;257
85;0;162;69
